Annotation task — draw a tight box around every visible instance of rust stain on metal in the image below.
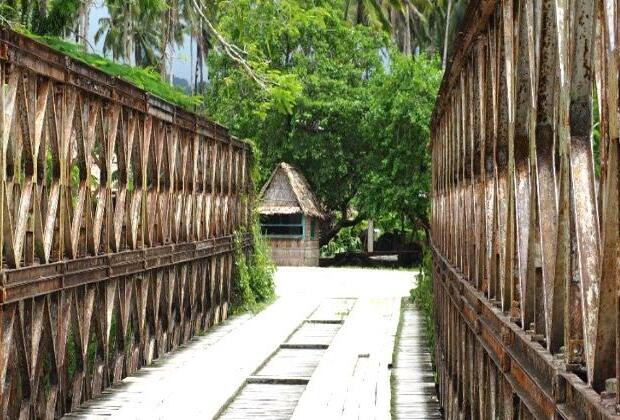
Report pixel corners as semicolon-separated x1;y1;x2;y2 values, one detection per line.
431;0;619;416
0;28;253;418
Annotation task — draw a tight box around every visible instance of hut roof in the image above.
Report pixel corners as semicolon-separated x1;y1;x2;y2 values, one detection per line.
259;162;327;219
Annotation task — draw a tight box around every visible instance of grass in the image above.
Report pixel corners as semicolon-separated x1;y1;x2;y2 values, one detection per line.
18;30;204;111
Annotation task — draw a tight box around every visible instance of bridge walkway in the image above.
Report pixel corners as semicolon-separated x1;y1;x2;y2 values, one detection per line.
391;300;442;419
63;268;440;419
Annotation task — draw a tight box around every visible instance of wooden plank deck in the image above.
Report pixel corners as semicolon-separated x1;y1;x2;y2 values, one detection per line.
286;322;343;346
62;268;429;419
292;297;402;419
391;300;442;419
62;296;318;419
254;348;325;380
307;298;356;322
216;299;350;419
218;384;307;419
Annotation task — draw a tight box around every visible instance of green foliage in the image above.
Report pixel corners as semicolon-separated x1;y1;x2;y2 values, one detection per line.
205;1;442;245
95;0;168;67
19;30;203;110
206;0;389;221
344;0;468;65
232;218;276;314
358;53;441;229
36;0;80;36
320;226;363;257
0;0;80;34
410;248;435;364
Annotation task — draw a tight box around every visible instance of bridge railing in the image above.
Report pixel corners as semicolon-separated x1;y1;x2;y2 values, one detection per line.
431;0;619;417
0;29;252;418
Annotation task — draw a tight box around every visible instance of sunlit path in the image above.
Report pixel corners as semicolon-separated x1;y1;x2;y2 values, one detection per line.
61;267;443;419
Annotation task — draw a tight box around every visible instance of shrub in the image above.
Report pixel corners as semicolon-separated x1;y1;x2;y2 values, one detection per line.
232;215;276;314
320;226;363;257
410;248;435;363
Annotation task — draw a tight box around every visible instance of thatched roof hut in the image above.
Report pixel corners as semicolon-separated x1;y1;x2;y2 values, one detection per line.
259;162;326;266
259;162;326;220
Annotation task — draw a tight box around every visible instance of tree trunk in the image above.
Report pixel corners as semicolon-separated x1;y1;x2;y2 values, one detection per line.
356;0;365;25
20;0;30;25
319;213;364;247
403;3;412;57
38;0;47;24
195;35;205;94
76;0;91;48
405;210;430;246
390;5;400;50
442;0;453;69
124;5;134;65
160;8;171;79
194;38;199;94
199;28;210;91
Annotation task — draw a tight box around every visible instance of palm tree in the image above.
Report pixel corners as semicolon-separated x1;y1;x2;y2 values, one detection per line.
343;0;466;65
75;0;93;49
344;0;392;28
160;0;186;82
96;0;164;66
344;0;418;57
179;0;215;93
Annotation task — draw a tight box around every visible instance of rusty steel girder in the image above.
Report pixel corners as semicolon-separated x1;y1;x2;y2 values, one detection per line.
0;29;253;418
431;0;620;417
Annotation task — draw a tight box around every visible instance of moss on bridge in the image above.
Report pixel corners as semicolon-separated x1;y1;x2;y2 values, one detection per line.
19;29;203;111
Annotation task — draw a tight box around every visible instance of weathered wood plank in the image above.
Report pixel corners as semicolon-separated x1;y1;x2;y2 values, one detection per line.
391;300;442;419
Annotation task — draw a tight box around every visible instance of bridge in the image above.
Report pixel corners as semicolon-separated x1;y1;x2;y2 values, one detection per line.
431;0;619;417
0;28;251;418
0;28;442;419
3;0;619;415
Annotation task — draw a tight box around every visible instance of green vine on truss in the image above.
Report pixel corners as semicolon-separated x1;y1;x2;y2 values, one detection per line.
231;141;276;314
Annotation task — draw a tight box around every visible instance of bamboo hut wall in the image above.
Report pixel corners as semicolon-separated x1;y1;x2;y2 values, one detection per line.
268;216;320;266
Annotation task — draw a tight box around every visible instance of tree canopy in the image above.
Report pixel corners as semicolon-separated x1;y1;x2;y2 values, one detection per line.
204;0;441;245
1;0;444;249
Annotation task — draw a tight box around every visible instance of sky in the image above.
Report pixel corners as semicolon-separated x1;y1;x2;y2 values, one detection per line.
88;2;197;86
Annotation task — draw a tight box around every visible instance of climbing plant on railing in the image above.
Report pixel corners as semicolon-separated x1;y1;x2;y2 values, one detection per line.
232;141;276;314
410;249;434;366
232;218;276;314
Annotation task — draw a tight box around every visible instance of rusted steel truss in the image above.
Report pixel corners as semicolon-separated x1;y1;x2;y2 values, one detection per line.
431;0;620;417
0;29;253;418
